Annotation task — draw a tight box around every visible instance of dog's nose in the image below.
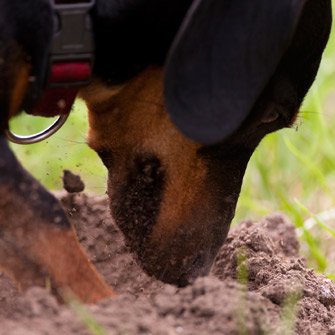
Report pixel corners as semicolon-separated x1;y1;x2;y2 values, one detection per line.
131;207;233;286
163;250;216;287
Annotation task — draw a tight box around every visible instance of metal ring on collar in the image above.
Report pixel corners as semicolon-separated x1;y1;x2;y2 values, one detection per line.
5;113;69;145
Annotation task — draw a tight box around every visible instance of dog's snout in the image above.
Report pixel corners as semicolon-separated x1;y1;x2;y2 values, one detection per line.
84;67;268;285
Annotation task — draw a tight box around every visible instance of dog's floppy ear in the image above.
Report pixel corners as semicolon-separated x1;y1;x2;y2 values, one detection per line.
164;0;305;145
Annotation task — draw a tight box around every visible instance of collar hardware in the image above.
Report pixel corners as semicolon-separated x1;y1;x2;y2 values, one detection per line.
48;0;95;87
5;114;70;145
6;0;95;145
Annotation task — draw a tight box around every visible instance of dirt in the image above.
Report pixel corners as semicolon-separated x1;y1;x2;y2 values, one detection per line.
1;191;335;335
62;170;85;193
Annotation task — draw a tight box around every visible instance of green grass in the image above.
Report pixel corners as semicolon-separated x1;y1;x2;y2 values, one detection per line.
233;4;335;276
236;247;249;335
62;289;107;335
9;3;335;276
277;287;303;335
9;99;107;194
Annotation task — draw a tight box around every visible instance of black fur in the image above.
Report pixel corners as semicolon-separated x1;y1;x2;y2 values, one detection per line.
0;0;53;118
164;0;332;145
92;0;193;84
0;0;193;123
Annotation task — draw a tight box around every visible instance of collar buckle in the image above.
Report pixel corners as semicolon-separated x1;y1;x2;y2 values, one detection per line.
48;0;95;87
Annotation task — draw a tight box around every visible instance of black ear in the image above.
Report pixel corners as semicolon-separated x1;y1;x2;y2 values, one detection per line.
163;0;305;145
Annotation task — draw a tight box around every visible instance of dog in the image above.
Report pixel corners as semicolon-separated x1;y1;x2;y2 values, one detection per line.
0;0;332;303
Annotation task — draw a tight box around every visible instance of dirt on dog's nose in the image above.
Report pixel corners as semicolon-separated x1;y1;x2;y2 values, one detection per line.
132;184;239;285
103;145;242;285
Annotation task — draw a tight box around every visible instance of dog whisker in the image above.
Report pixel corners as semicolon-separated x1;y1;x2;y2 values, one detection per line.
54;137;87;144
298;112;315;115
159;264;169;282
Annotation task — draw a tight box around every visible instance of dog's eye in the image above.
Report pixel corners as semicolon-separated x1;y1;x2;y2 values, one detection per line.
261;109;280;123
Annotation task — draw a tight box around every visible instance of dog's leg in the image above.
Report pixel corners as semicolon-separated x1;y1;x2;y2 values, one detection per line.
0;136;115;302
0;57;114;305
0;136;115;303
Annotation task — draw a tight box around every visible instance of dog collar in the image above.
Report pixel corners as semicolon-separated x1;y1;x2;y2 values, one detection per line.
6;0;95;145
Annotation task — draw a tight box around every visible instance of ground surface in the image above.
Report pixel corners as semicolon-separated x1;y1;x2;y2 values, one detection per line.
1;191;335;335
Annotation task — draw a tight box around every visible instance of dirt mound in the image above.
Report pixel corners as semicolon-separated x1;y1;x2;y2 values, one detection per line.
1;192;335;334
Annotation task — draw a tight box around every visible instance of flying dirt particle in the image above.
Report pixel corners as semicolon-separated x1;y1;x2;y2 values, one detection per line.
62;170;85;193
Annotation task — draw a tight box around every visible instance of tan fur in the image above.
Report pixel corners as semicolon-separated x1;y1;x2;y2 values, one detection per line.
30;225;116;303
81;66;208;238
0;184;114;303
9;63;31;118
81;67;221;283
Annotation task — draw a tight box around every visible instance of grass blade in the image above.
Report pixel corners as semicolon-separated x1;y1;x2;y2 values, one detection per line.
295;199;335;238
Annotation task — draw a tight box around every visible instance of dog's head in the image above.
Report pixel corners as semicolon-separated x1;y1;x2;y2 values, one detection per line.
83;67;251;285
82;62;304;285
82;0;331;285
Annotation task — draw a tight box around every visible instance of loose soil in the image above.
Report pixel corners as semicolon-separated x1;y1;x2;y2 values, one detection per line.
62;170;85;193
1;191;335;335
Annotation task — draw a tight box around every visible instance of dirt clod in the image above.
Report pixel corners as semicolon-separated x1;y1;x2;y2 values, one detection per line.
62;170;85;193
1;193;335;334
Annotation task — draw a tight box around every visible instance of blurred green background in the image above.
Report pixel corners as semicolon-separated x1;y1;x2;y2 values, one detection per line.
10;99;107;194
9;4;335;276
